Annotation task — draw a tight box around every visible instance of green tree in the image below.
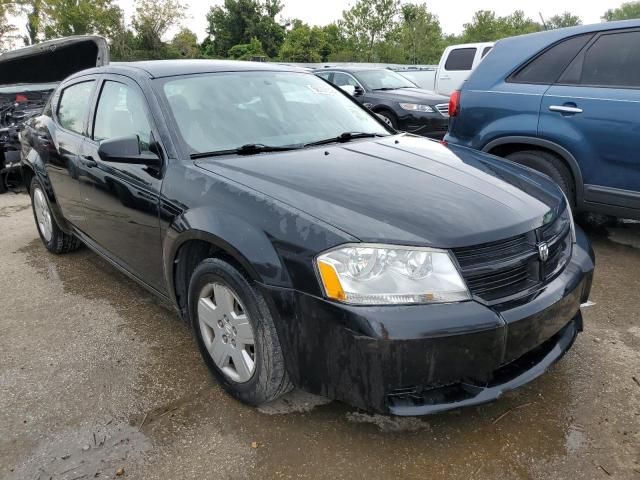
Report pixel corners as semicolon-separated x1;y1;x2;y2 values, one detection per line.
0;0;18;51
18;0;42;45
132;0;187;52
205;0;285;58
546;12;582;29
278;19;326;62
341;0;399;61
399;3;442;64
171;27;199;58
228;36;265;59
603;1;640;20
461;10;541;42
42;0;123;39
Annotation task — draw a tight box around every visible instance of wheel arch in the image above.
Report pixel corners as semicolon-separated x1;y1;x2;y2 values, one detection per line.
483;136;584;206
164;208;291;323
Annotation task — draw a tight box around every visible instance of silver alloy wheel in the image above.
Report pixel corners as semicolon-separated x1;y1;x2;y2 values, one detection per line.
33;187;53;242
379;114;394;127
198;282;256;383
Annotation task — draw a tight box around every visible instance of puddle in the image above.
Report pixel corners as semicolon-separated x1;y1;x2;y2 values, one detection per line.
345;412;431;432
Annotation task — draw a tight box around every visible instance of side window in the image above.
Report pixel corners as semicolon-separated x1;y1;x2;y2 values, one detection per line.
57;81;95;134
481;46;493;58
93;81;152;150
444;48;476;71
560;31;640;88
332;72;359;87
509;34;592;84
316;72;332;81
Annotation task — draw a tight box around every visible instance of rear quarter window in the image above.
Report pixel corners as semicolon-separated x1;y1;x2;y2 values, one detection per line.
508;34;593;85
444;48;476;71
559;30;640;88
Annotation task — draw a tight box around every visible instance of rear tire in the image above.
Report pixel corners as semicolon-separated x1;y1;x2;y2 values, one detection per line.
188;258;292;406
505;150;575;206
29;177;82;254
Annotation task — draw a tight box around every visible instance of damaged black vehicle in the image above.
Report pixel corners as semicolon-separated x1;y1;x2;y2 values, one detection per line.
21;58;595;415
0;36;107;193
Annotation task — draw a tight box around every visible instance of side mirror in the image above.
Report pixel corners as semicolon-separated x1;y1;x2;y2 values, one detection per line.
340;85;356;96
98;135;161;167
353;85;364;97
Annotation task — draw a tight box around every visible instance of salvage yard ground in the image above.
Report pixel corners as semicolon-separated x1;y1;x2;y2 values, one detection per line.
1;191;639;479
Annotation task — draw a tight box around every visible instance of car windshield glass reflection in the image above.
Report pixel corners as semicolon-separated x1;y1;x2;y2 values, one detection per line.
356;70;416;90
160;71;389;155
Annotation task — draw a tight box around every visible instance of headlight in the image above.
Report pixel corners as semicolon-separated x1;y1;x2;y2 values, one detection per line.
399;103;435;113
316;244;470;305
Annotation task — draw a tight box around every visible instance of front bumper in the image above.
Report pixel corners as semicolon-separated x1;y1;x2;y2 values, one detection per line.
260;227;595;415
397;112;449;139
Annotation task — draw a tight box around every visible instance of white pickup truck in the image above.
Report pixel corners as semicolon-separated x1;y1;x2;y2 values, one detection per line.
397;42;494;96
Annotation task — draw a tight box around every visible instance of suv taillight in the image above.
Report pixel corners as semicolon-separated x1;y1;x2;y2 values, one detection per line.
449;90;461;117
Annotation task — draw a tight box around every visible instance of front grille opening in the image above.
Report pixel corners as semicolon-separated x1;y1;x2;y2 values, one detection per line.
453;210;572;304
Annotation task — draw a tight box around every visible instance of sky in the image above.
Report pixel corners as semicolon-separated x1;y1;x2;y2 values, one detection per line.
115;0;623;41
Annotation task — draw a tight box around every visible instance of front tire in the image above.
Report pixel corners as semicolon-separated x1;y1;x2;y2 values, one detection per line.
29;177;82;254
188;258;292;406
505;150;575;206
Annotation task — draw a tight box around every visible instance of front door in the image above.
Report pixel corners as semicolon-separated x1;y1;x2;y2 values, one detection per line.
539;29;640;211
78;76;165;292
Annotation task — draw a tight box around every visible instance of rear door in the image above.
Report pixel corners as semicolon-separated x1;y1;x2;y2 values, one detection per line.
79;75;165;291
539;29;640;210
437;47;477;96
47;78;97;226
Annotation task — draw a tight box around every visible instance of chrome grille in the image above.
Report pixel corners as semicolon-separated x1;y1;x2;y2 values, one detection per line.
435;103;449;117
453;208;572;304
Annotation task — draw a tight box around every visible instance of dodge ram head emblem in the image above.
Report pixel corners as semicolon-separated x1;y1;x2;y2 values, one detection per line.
538;242;549;262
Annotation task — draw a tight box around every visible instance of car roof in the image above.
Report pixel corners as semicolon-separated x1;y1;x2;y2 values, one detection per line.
69;59;309;81
313;66;384;74
464;19;640;90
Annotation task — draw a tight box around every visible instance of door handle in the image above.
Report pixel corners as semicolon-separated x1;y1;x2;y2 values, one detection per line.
80;155;97;168
549;105;583;114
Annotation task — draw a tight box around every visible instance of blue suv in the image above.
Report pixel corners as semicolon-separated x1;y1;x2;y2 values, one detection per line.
445;20;640;220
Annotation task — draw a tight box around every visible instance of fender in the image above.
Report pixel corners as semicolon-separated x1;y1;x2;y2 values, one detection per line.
482;136;585;206
163;205;292;307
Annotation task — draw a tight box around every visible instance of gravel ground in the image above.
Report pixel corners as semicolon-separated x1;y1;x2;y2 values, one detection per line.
1;191;639;480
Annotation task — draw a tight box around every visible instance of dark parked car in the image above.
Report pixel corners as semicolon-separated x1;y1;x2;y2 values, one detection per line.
314;67;450;139
445;20;640;221
22;60;594;415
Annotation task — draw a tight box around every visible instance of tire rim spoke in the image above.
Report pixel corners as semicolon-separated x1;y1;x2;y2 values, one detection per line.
198;282;256;384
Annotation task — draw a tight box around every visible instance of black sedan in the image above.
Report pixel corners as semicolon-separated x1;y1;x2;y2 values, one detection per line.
21;60;594;415
314;66;450;138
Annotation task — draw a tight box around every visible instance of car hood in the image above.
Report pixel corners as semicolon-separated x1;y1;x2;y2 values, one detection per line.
371;88;449;104
0;36;108;87
195;135;564;248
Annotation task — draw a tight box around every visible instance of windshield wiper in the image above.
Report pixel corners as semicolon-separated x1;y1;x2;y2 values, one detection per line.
372;87;399;91
304;132;387;148
190;143;302;159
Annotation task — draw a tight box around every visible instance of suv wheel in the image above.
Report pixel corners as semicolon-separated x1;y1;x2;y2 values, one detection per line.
376;110;397;129
30;177;82;254
188;258;292;405
506;150;575;206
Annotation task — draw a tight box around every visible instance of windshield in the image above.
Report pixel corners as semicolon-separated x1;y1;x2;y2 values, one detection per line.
159;71;389;155
356;70;416;90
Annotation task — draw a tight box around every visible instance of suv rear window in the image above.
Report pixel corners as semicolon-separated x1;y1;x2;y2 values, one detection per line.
509;34;592;85
559;31;640;88
444;48;476;71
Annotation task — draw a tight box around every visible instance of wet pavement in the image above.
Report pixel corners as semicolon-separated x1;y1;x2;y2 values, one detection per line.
1;192;639;479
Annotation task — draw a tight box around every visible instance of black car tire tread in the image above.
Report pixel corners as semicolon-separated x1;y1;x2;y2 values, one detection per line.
506;150;575;206
188;258;293;406
30;177;82;254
